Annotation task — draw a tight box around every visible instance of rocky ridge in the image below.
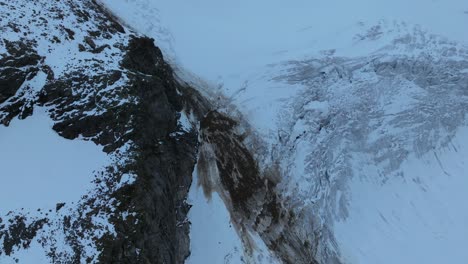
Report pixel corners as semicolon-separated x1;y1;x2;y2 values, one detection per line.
0;0;210;263
0;0;295;263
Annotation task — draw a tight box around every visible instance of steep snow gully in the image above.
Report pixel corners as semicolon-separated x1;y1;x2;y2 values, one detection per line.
2;0;468;263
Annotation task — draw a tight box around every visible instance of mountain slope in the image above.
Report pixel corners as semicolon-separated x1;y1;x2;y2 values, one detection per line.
2;0;468;264
0;1;210;263
98;1;468;263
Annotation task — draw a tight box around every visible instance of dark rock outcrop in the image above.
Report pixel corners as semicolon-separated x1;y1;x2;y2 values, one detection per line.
0;0;211;262
0;40;45;125
36;36;209;263
95;37;204;264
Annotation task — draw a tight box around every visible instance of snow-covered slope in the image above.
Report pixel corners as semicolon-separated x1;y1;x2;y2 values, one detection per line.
335;127;468;263
2;0;468;263
263;28;468;263
98;1;468;263
0;107;109;212
101;0;468;81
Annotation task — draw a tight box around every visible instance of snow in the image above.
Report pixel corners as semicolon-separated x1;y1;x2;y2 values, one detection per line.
0;239;50;264
187;169;245;264
178;111;193;132
99;0;468;134
0;107;109;212
96;0;175;59
0;1;133;261
99;1;468;263
335;126;468;264
98;0;468;81
187;169;279;264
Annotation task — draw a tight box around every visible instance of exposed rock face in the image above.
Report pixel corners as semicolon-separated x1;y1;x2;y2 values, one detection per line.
0;0;211;263
1;216;48;256
197;111;320;264
0;40;45;125
0;40;41;103
94;37;203;264
0;37;203;262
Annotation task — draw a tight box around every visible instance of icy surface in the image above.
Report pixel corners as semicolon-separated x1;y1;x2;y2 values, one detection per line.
335;126;468;264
